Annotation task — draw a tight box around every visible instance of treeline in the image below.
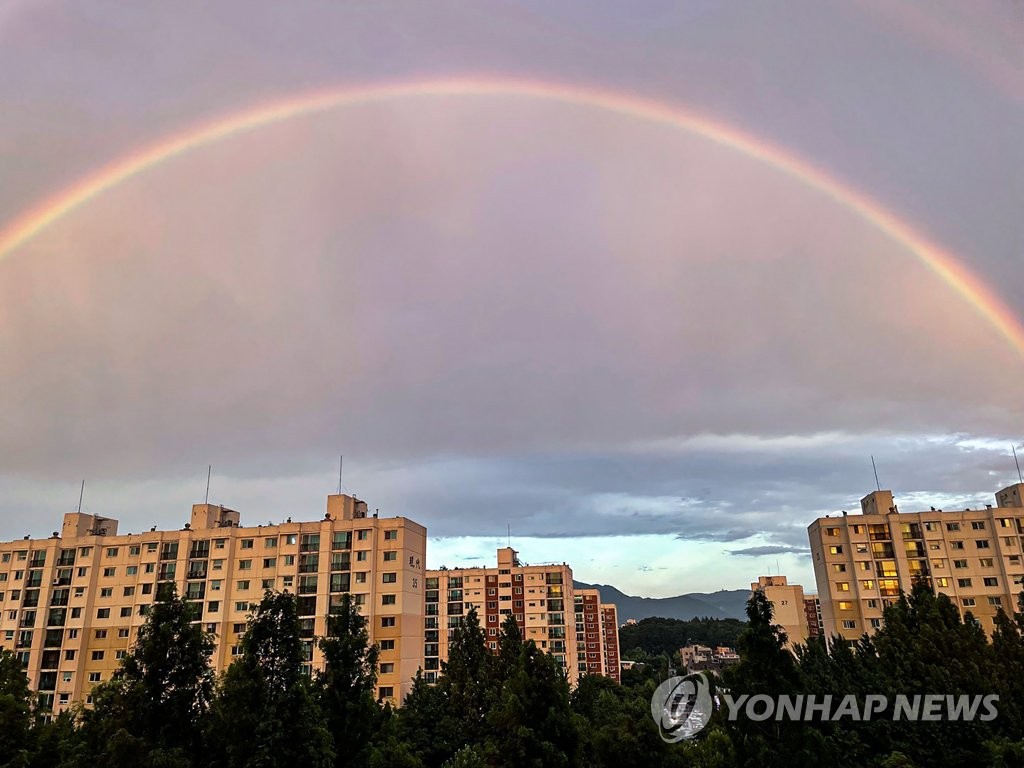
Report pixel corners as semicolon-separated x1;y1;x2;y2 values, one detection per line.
619;616;746;658
3;583;1024;767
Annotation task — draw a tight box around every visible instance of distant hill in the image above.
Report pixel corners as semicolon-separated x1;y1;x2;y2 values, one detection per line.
574;581;749;621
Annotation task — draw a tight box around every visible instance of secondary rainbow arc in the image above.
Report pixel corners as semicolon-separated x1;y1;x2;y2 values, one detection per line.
0;76;1021;358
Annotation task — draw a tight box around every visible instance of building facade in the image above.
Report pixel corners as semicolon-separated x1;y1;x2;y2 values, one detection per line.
751;575;813;649
0;494;426;712
574;589;621;682
808;483;1024;641
424;547;620;687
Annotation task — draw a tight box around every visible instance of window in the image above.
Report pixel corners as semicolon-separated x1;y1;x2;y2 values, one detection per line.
211;580;222;591
971;521;986;530
146;543;158;552
946;523;960;531
100;588;112;598
976;540;990;549
954;560;968;569
212;560;224;570
238;560;252;571
64;650;76;661
962;597;976;607
208;601;220;612
263;558;276;568
951;541;965;550
261;579;274;590
842;621;856;630
932;559;946;569
826;527;840;536
126;566;138;576
989;596;1003;606
870;618;882;629
215;539;226;549
382;573;397;584
378;686;394;699
240;539;254;549
858;561;871;571
980;558;995;567
935;577;950;588
356;551;368;562
115;650;126;660
866;599;878;608
120;607;131;617
106;548;118;558
384;530;398;541
957;578;972;588
984;577;998;587
380;663;394;674
829;546;843;555
88;673;101;683
95;629;107;639
383;551;397;561
285;535;297;545
835;582;850;592
118;628;129;638
265;538;277;548
838;601;852;610
123;586;135;597
382;594;396;605
381;617;396;627
235;602;249;612
96;608;110;619
91;650;104;661
237;581;250;590
356;530;369;541
861;580;874;590
832;564;847;573
129;545;140;556
355;572;367;584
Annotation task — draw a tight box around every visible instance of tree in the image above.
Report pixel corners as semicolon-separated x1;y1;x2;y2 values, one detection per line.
77;583;215;767
0;649;33;767
316;593;381;768
208;591;332;768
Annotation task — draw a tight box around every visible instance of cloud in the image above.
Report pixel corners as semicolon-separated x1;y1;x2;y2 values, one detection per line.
728;545;810;557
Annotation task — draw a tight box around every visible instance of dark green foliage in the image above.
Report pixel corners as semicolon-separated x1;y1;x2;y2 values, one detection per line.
619;617;745;658
76;583;215;767
316;593;381;768
207;591;332;768
0;648;34;767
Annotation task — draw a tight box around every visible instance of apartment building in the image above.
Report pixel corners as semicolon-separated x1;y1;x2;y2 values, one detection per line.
0;494;426;712
751;575;813;648
808;483;1024;641
804;595;823;639
424;547;619;687
574;589;621;682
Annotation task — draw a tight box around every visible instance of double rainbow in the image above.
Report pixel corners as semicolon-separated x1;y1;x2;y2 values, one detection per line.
1;76;1021;357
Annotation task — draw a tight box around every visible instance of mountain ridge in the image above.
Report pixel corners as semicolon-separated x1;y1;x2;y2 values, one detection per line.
574;580;749;621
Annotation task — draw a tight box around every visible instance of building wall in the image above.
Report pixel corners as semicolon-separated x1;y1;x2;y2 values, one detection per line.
599;603;621;683
426;548;618;688
808;483;1024;641
0;494;426;711
751;575;809;648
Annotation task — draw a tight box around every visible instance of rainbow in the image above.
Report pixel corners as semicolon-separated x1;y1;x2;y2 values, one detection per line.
1;76;1022;357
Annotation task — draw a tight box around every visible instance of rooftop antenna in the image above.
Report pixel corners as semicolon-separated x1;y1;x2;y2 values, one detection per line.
77;480;85;514
507;523;511;548
337;455;343;495
1013;445;1023;485
205;465;212;504
871;456;881;492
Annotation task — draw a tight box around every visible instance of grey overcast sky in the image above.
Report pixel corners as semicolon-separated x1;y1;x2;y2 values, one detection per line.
0;0;1021;595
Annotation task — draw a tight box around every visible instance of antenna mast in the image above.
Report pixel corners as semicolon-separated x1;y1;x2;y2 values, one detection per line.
77;480;85;513
337;455;343;495
871;456;881;492
1014;445;1023;485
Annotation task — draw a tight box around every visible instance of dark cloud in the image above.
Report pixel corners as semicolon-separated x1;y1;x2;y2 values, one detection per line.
728;546;811;557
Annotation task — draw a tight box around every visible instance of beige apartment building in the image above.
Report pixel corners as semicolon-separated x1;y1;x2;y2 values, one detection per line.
808;483;1024;641
574;588;621;682
424;547;620;687
751;575;811;648
0;494;426;712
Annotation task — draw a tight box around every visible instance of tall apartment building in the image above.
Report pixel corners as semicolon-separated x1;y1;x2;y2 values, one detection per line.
574;588;621;682
424;547;620;687
808;483;1024;641
0;494;426;712
751;575;811;649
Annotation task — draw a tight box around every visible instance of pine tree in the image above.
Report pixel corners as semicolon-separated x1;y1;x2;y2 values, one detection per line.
316;592;381;768
0;648;34;767
208;591;332;768
77;583;214;767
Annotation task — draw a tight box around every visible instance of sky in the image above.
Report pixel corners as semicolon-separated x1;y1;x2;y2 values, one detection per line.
0;1;1021;596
